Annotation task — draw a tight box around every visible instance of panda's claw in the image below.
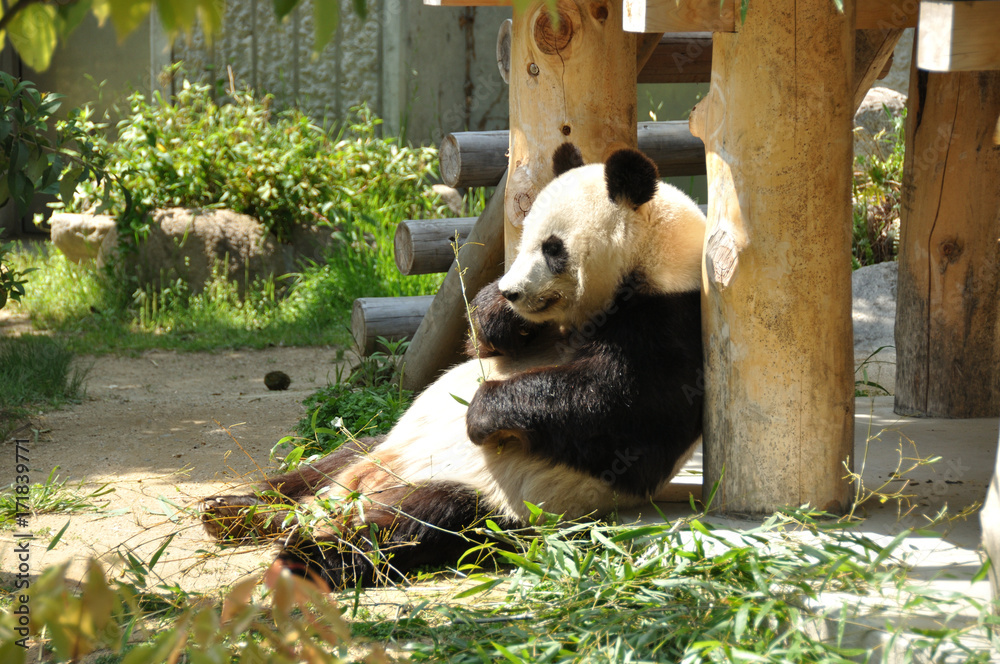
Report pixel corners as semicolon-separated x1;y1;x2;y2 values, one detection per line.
199;494;290;543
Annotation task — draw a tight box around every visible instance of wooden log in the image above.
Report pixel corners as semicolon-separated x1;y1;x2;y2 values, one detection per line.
638;33;713;84
440;132;510;190
623;0;734;33
893;58;1000;418
352;296;436;356
917;0;1000;72
441;123;705;188
394;217;478;276
401;171;508;391
853;28;904;110
856;0;918;29
505;0;638;265
690;0;855;516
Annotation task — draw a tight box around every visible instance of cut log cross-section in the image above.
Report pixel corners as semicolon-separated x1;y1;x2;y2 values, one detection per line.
505;0;638;264
394;218;478;276
690;0;856;516
894;63;1000;418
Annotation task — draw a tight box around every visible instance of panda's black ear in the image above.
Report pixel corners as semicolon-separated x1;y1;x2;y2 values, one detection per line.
605;149;659;209
552;143;585;177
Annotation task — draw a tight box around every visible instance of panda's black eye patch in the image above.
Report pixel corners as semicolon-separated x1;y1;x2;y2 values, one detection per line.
541;235;568;275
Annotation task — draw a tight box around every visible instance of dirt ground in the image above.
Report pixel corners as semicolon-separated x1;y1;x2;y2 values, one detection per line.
0;329;350;595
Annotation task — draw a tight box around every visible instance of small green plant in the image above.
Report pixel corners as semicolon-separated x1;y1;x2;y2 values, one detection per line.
0;335;89;439
852;107;905;269
0;467;113;527
0;234;33;310
288;338;413;459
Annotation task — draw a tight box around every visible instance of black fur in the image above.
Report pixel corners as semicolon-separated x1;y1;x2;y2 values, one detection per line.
552;142;585;177
465;280;547;359
274;483;512;589
605;149;659;209
466;273;703;497
541;234;569;275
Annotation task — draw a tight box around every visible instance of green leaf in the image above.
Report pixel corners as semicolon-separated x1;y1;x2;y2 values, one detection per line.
8;4;59;72
450;393;469;406
47;520;71;551
107;0;152;43
453;577;503;598
274;0;298;20
972;557;992;583
352;0;367;20
313;0;339;53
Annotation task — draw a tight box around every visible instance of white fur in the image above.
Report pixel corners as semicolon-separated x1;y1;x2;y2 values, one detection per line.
314;158;706;523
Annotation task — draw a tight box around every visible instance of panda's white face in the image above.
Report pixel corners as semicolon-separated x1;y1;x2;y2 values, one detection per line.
498;164;632;327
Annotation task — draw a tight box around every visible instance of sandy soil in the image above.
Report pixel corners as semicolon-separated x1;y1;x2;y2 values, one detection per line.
0;342;350;594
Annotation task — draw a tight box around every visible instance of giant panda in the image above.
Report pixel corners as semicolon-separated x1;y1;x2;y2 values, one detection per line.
200;143;707;590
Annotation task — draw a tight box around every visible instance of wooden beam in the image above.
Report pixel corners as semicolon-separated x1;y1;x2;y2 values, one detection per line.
853;28;905;110
394;217;478;276
918;0;1000;72
621;0;914;33
638;33;713;84
506;0;639;265
352;296;435;355
690;0;855;515
401;172;508;391
856;0;918;29
440;131;510;190
894;60;1000;417
623;0;735;34
441;123;706;189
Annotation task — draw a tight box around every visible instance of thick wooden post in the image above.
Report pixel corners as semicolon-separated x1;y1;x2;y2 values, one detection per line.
690;0;855;515
505;0;637;264
894;64;1000;418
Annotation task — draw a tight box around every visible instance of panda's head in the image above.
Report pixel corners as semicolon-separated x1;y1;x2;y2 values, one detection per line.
498;143;660;326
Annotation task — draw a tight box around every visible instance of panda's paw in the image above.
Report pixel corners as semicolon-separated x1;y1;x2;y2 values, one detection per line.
199;495;291;544
467;380;515;446
467;280;543;358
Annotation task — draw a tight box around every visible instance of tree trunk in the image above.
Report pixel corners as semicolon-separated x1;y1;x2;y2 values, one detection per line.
690;0;856;516
894;61;1000;418
505;0;637;264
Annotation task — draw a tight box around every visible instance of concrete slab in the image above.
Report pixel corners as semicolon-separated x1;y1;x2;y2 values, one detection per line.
626;396;1000;661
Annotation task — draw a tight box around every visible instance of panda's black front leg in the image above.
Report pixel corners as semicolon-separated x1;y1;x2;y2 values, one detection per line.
466;280;546;359
465;354;629;470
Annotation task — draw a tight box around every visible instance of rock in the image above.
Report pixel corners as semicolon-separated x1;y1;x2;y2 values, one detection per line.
431;184;465;216
49;213;116;263
99;208;286;295
852;261;898;395
854;87;906;160
264;371;291;391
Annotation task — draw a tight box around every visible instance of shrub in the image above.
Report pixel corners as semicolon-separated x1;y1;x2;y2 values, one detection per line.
69;70;442;246
852;107;905;268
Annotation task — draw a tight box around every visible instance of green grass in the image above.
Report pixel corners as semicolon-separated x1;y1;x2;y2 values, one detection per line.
0;467;113;527
0;335;89;438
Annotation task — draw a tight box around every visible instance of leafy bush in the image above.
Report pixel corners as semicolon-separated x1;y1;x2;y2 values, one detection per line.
70;70;442;245
852;107;905;269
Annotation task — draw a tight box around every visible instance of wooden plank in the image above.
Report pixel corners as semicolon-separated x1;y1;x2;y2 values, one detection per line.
894;64;1000;417
505;0;638;265
690;0;855;516
918;0;1000;72
441;123;705;188
352;296;435;356
856;0;918;28
853;28;905;110
394;217;478;276
638;33;713;83
623;0;735;33
400;172;508;391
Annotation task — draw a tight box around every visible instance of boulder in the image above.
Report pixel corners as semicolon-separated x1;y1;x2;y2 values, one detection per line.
854;87;906;160
852;261;898;395
99;208;286;295
49;213;115;263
